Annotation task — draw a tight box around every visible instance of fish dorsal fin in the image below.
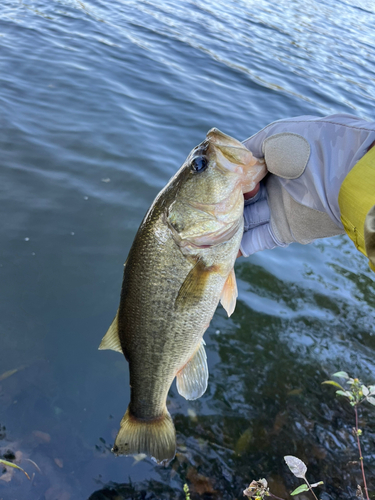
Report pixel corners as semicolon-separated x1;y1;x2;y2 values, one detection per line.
220;268;238;317
176;339;208;400
99;311;122;353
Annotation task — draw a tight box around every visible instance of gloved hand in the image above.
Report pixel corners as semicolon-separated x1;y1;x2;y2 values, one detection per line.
239;114;375;257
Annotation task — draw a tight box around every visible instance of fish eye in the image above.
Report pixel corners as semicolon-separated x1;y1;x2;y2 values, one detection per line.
190;156;208;173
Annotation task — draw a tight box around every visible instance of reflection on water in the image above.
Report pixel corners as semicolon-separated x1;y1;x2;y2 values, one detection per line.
1;0;375;498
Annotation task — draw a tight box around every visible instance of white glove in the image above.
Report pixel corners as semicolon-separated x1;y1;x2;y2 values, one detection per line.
240;114;375;257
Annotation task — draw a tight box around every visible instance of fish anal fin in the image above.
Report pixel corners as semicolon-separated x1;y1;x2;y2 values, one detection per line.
220;268;238;317
176;339;208;400
175;260;219;309
113;407;176;465
99;311;122;353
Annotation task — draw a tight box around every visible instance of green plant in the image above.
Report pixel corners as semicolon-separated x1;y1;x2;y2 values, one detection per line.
243;478;282;499
284;456;323;499
243;457;323;500
0;459;30;480
322;371;375;500
183;483;191;500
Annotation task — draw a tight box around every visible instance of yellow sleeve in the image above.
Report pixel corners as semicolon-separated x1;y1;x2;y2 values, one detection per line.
338;146;375;272
365;205;375;272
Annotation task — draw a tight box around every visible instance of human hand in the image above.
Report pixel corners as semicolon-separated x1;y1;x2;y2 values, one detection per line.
238;114;375;257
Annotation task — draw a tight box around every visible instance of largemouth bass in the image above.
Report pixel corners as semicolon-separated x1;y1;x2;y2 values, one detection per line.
99;129;266;463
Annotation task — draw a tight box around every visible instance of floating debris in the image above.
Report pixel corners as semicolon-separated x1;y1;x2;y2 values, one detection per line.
187;408;197;421
0;366;26;382
26;458;42;474
132;453;147;465
54;458;63;468
0;459;30;480
32;430;51;443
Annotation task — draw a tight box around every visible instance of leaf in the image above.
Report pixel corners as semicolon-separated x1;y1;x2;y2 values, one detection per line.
335;390;352;398
25;459;41;474
332;371;349;379
368;385;375;395
322;380;345;390
284;456;307;479
310;481;324;488
0;366;26;382
258;479;268;488
366;396;375;406
290;484;309;495
361;386;369;396
0;459;30;480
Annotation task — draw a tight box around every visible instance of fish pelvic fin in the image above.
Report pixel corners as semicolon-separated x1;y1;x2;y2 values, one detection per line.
220;268;238;317
113;407;176;465
176;339;208;400
99;311;122;353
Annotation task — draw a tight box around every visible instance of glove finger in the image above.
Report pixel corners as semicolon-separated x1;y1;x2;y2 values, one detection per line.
243;196;271;231
240;223;279;257
242;124;278;158
242;130;267;158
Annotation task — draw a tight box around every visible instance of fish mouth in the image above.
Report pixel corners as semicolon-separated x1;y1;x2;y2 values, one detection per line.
190;133;249;174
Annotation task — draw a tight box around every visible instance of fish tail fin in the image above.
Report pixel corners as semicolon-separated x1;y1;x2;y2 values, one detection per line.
112;407;176;464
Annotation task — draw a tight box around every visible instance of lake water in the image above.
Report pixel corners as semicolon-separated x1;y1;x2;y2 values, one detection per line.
1;0;375;498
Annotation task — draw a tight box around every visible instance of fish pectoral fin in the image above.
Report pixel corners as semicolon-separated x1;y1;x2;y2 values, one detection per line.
175;260;217;309
98;311;122;353
220;268;238;317
176;339;208;400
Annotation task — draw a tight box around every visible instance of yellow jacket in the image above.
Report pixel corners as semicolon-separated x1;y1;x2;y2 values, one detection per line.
339;145;375;272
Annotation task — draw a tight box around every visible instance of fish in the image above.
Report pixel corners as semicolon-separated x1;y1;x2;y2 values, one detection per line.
99;128;266;464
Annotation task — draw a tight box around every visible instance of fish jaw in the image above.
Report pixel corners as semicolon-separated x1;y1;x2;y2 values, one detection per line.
206;128;267;193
